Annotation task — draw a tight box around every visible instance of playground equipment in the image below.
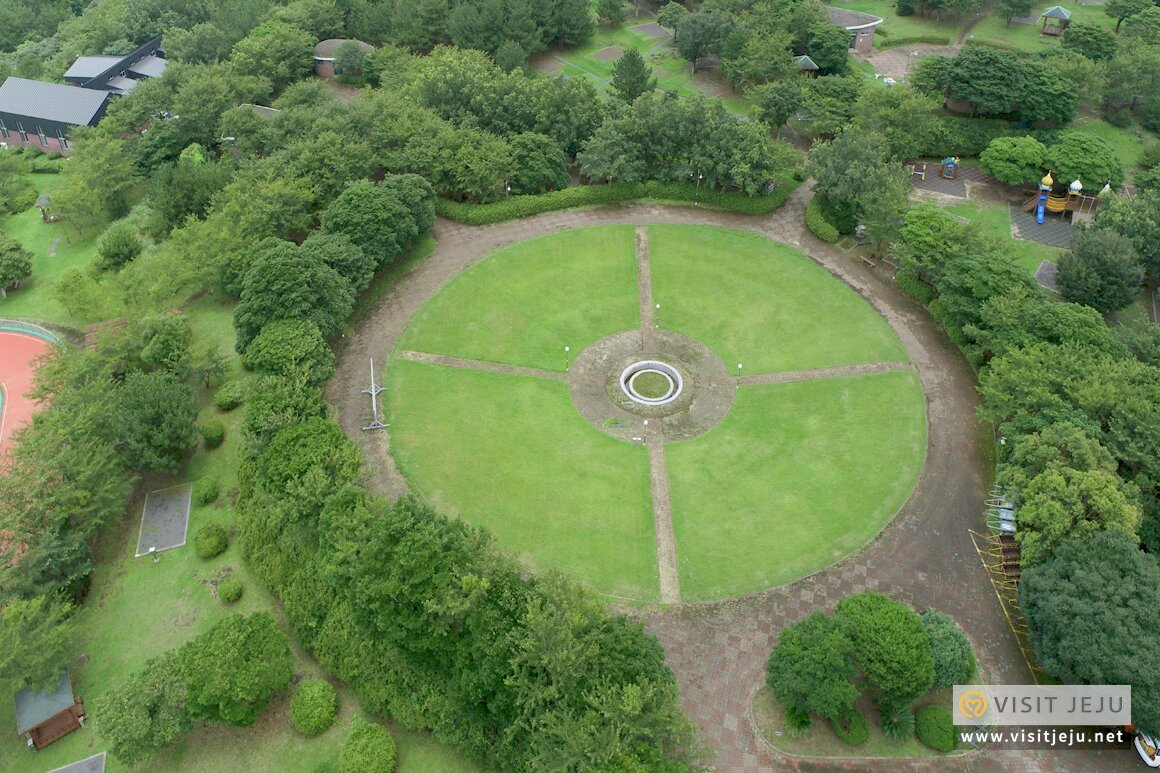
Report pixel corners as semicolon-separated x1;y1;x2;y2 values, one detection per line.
1023;171;1100;224
940;156;959;179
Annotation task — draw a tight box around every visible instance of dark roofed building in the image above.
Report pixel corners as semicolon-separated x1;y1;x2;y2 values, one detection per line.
63;56;124;83
64;36;166;94
0;77;110;152
825;6;884;52
14;672;86;750
312;38;375;78
128;54;167;79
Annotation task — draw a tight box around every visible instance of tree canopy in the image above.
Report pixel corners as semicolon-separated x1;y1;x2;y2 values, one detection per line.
1057;227;1143;313
835;592;935;710
766;612;859;721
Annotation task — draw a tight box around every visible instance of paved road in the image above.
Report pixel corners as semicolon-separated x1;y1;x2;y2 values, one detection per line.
329;187;1137;772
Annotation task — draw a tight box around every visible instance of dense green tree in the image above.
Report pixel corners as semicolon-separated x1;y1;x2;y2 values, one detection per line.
1046;130;1125;189
597;0;625;26
934;250;1036;339
979;136;1048;187
808;22;851;74
240;376;329;452
508;133;570;194
1020;531;1160;734
721;27;795;88
750;80;801;128
140;314;194;375
1015;467;1142;565
610;48;657;103
675;10;734;73
967;287;1120;362
893;202;971;282
1092;190;1160;276
807;127;910;240
229;20;314;93
854;85;943;160
339;717;397;772
1125;6;1160;45
233;247;355;352
299;232;376;293
920;610;975;688
96;221;143;272
0;595;76;691
289;679;338;736
179;612;294;726
242;320;336;386
800;75;863;136
1057;227;1143;313
494;40;527;72
1062;21;1118;61
1000;422;1120;492
275;0;346;39
547;0;594;47
320;180;419;266
835;592;935;710
54;131;140;237
146;151;235;238
95;654;191;765
1118;321;1160;368
164;21;233;63
657;2;688;31
113;371;199;472
766;612;859;721
996;0;1035;25
0;233;33;299
1105;0;1152;32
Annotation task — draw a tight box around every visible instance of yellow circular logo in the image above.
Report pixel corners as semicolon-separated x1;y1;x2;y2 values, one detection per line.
959;690;988;719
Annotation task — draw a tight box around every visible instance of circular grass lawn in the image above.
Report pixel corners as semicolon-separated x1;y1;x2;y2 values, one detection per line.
387;224;926;603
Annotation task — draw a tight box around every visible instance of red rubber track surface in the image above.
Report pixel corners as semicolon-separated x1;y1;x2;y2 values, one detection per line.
0;331;52;458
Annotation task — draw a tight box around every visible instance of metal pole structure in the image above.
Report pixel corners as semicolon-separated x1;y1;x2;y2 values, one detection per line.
362;358;389;431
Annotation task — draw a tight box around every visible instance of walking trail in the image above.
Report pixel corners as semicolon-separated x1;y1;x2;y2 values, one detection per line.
329;185;1136;772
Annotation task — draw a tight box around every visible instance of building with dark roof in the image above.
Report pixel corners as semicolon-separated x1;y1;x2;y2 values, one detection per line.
0;77;110;152
14;672;86;750
312;38;375;78
825;6;884;52
63;36;166;95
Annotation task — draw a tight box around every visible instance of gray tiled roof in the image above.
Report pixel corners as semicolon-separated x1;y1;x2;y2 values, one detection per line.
64;56;122;80
312;38;374;60
15;672;75;735
825;6;884;29
0;78;109;126
106;76;138;94
127;55;167;78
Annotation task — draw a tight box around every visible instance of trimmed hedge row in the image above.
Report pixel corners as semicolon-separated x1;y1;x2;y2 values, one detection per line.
877;34;952;49
895;270;936;305
806;198;840;243
435;178;800;225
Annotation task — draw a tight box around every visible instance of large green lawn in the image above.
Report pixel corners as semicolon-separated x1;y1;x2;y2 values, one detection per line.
387;361;658;601
839;0;964;41
666;371;926;601
0;173;107;327
970;4;1117;51
648;225;908;373
400;225;639;371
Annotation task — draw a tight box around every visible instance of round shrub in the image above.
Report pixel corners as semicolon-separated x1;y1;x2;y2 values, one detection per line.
806;197;840;243
880;706;915;740
213;381;245;412
194;523;228;560
194;478;220;506
916;705;956;752
242;319;335;386
830;708;869;746
339;717;396;772
96;221;144;271
920;609;976;689
290;679;338;736
218;576;243;604
200;418;225;449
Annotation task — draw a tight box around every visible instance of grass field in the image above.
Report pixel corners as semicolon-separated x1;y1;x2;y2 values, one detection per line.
942;199;1061;275
1071;115;1157;181
666;371;926;601
0;173;106;327
647;225;908;373
386;361;658;601
839;0;965;41
970;4;1117;51
400;225;639;371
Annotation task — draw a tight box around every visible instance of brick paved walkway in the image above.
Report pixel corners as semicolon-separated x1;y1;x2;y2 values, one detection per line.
330;187;1136;772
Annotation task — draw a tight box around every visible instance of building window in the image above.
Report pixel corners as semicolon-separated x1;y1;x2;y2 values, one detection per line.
37;125;47;146
58;130;69;150
0;120;8;140
17;123;28;143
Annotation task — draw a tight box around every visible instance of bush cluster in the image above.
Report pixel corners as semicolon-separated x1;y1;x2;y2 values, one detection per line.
339;718;396;773
805;198;840;243
194;524;229;560
194;478;220;507
290;679;338;736
213;382;245;411
830;709;869;746
218;576;243;604
435;177;798;225
921;609;976;688
200;418;225;449
895;271;936;305
915;705;956;752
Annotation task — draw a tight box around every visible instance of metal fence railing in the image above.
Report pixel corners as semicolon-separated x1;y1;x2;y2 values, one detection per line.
0;319;62;344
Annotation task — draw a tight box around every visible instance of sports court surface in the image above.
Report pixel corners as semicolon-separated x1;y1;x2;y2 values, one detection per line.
0;327;56;456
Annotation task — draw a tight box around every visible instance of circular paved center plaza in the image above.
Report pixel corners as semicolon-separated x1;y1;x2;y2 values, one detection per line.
382;224;926;603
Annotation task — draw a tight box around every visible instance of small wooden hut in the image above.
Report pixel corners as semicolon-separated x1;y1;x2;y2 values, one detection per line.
14;672;86;750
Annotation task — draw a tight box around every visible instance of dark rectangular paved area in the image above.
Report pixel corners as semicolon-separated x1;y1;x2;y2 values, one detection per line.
135;483;192;557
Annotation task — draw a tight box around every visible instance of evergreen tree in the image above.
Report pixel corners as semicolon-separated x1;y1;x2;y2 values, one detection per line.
609;48;657;103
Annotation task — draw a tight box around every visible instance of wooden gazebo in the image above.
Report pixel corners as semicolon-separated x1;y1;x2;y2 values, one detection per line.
1040;6;1071;36
14;672;86;750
